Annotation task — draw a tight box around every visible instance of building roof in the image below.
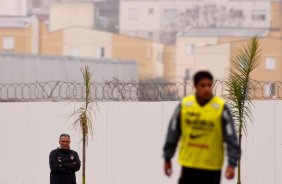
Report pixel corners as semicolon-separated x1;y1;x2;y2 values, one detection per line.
0;16;33;28
0;52;138;83
178;27;270;37
0;52;136;65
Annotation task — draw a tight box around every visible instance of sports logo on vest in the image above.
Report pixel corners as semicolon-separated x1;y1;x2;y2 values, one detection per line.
185;118;215;132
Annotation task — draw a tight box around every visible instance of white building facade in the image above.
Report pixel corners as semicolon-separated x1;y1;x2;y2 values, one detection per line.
120;0;272;43
0;0;31;16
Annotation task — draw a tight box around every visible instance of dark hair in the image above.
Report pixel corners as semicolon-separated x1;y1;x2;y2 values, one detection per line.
193;71;213;85
59;134;70;140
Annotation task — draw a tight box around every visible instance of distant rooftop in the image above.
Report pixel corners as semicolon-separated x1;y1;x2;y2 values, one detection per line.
0;52;138;83
0;52;136;65
0;16;33;28
178;27;269;37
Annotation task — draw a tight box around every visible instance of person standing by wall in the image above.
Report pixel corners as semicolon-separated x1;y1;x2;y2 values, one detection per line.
49;134;81;184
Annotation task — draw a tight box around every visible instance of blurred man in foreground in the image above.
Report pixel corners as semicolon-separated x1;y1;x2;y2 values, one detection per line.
163;71;241;184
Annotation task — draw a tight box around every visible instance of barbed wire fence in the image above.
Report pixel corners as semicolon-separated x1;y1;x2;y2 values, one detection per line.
0;80;281;102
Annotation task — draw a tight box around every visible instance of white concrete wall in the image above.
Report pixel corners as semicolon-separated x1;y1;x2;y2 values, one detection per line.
0;101;281;184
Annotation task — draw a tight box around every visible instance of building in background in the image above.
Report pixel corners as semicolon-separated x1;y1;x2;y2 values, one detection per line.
1;0;281;83
174;22;282;97
62;27;113;59
231;37;282;82
174;1;282;82
163;45;176;81
119;0;273;43
188;37;282;98
94;0;120;33
37;1;170;80
30;0;120;34
39;18;63;56
49;2;95;31
112;34;165;79
0;0;31;16
175;27;269;81
0;52;138;83
29;0;94;15
269;1;282;38
29;0;51;15
18;0;170;80
0;16;39;54
39;22;167;80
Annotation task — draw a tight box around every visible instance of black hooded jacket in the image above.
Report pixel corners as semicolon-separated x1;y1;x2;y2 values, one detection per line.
49;148;81;184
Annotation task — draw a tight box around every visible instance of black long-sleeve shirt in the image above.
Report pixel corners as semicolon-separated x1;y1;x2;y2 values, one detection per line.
49;148;81;184
163;101;241;167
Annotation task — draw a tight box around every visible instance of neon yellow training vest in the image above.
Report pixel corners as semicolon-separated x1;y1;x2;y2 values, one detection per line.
179;95;225;170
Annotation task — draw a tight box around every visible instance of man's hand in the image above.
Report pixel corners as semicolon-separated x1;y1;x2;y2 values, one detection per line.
225;165;235;179
164;162;172;177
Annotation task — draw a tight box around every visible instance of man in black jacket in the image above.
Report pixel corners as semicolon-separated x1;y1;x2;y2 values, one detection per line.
49;134;81;184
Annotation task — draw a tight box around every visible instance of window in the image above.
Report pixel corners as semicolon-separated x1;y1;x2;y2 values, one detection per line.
264;83;276;97
163;9;177;21
2;36;14;50
186;44;194;55
148;8;154;15
265;57;276;70
252;11;266;21
96;47;105;58
128;9;138;20
69;47;80;56
230;9;244;19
